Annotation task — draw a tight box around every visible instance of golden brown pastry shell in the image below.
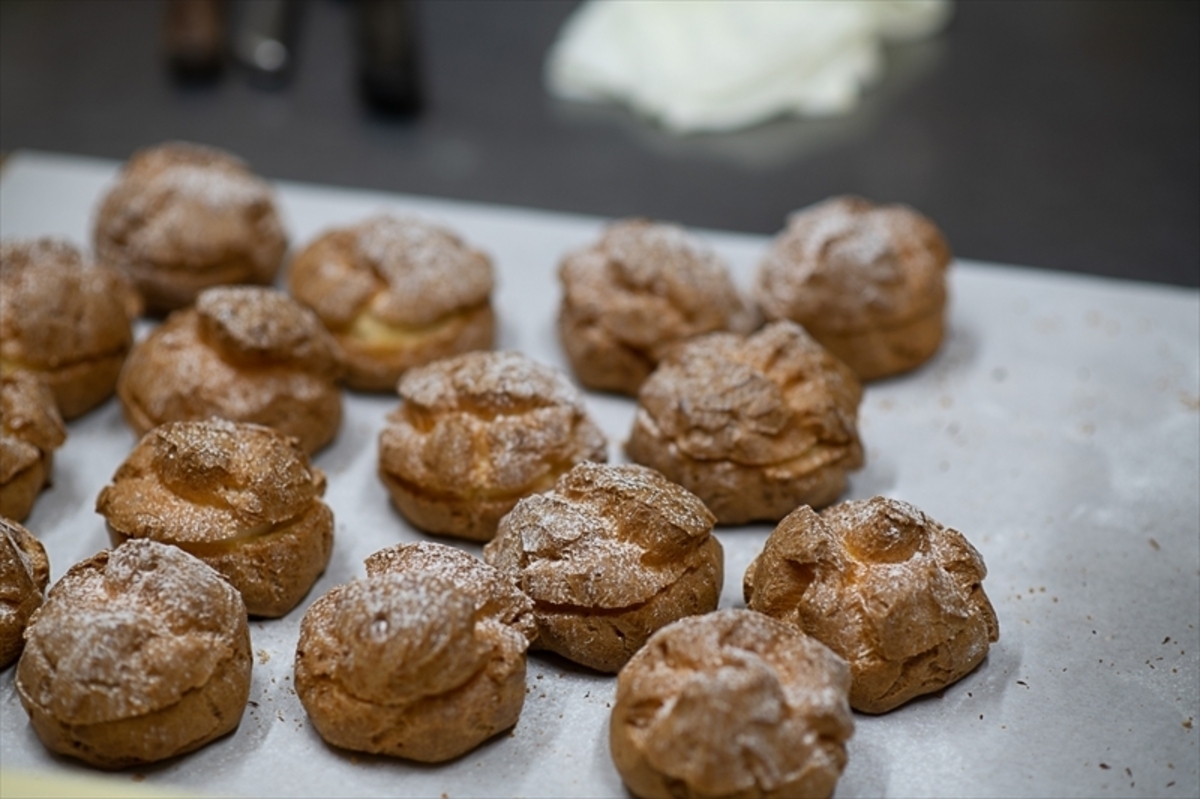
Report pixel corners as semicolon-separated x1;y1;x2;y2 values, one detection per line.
92;141;287;314
484;462;723;673
0;518;50;669
335;303;495;392
0;238;139;419
116;287;343;454
610;609;854;799
15;540;251;769
0;372;66;522
626;321;864;524
377;350;608;542
378;469;543;544
364;541;537;645
806;301;946;382
97;418;334;618
288;217;496;391
295;568;531;762
744;497;1000;714
529;538;722;673
557;218;755;396
755;195;951;381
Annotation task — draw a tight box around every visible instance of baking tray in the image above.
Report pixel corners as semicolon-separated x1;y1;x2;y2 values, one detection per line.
1;151;1196;798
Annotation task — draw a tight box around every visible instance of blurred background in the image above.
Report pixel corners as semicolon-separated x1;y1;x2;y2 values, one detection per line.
1;0;1196;287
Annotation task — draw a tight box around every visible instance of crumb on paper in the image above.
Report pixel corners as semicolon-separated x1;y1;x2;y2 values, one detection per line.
1184;718;1194;730
257;648;271;664
1100;763;1111;770
1150;538;1161;550
1180;392;1200;411
132;774;146;782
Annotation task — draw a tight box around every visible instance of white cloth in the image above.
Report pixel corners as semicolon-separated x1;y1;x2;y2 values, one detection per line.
545;0;953;134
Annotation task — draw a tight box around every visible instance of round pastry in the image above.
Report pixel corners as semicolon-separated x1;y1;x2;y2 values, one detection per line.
15;539;252;769
362;541;538;646
626;320;863;525
288;214;496;391
557;218;756;396
610;608;854;799
754;195;951;381
0;238;140;419
0;372;67;522
116;285;343;454
0;518;50;669
377;350;608;542
93;141;288;314
743;496;1000;714
484;461;722;673
96;418;334;618
294;545;535;762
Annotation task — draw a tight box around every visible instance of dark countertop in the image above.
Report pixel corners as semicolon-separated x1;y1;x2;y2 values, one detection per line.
2;0;1197;287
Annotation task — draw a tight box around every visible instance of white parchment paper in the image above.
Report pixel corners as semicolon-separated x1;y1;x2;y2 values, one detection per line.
1;151;1196;798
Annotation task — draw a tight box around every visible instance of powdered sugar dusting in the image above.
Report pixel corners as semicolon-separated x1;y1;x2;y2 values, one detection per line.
17;540;246;724
155;164;271;209
401;351;582;414
615;609;852;796
485;462;719;608
364;541;536;641
355;215;494;326
756;195;949;329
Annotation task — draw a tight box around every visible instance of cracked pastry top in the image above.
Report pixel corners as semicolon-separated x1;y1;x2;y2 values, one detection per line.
483;461;723;673
0;372;66;523
0;518;50;669
626;320;863;525
743;496;1000;714
294;542;535;762
93;141;288;314
0;238;140;419
610;608;854;799
755;195;951;381
116;285;343;454
96;418;334;618
377;350;608;542
15;539;251;769
557;218;756;396
288;214;496;391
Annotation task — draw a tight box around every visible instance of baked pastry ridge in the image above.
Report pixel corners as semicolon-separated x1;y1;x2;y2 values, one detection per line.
93;141;288;314
116;285;343;454
0;238;140;419
755;195;951;380
744;496;1000;713
295;545;534;762
378;350;608;541
96;418;334;618
0;518;51;669
626;320;864;524
288;214;496;391
0;371;67;522
484;461;723;672
557;218;755;395
610;608;854;799
15;539;252;769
